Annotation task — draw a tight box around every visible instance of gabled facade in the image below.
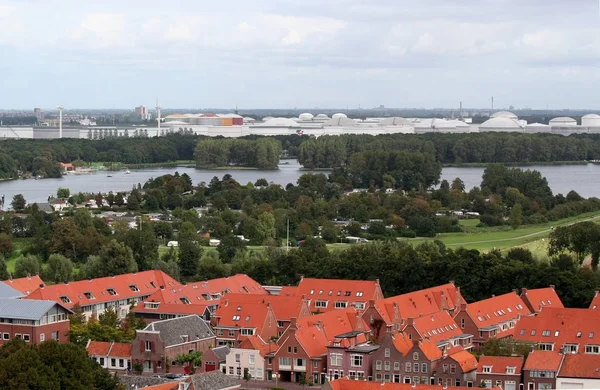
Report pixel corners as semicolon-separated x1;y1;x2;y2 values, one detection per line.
86;340;132;372
476;355;523;390
288;276;384;314
212;300;278;347
434;348;477;387
523;350;563;390
25;270;178;319
370;332;442;384
402;311;473;353
202;345;229;373
520;287;564;313
324;378;502;390
2;274;45;295
224;336;271;381
363;283;465;340
131;315;215;375
453;291;531;347
0;298;71;345
513;307;600;354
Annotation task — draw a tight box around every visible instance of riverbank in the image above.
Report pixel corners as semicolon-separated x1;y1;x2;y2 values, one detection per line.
441;160;589;168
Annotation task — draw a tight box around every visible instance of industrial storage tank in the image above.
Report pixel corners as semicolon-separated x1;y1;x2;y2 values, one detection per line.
378;117;412;126
525;123;551;133
549;117;577;126
491;111;518;120
298;113;314;121
332;113;347;119
479;117;524;132
582;114;600;127
197;113;222;126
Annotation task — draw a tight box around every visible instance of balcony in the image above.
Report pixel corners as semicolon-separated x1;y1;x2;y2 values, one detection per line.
279;364;292;371
295;365;306;372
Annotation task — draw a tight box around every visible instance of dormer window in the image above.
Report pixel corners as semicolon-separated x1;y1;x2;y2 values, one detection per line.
237;306;242;311
344;291;351;297
483;366;492;373
129;284;139;292
232;315;240;321
106;288;117;296
180;297;191;304
506;367;515;374
356;292;364;297
149;281;156;288
83;292;95;300
144;302;159;309
60;296;71;304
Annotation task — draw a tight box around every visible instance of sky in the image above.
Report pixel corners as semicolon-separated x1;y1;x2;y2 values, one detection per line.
1;0;600;110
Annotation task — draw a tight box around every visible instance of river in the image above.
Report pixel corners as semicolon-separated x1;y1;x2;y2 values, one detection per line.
1;161;598;205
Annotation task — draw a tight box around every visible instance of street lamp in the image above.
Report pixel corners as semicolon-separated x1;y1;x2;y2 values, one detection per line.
274;372;280;387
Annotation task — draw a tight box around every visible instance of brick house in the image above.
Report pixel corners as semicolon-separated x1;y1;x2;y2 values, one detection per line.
402;311;473;353
131;315;215;375
273;307;369;385
202;345;229;373
520;287;564;313
327;331;379;381
523;350;563;390
556;354;600;389
0;299;71;345
324;378;502;390
86;340;132;372
433;347;477;387
477;355;524;390
212;299;278;347
133;300;213;324
513;307;600;354
453;291;531;348
281;276;384;314
362;283;464;340
371;332;442;384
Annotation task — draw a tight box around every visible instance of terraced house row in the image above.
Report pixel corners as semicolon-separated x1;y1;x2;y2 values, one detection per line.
3;272;600;388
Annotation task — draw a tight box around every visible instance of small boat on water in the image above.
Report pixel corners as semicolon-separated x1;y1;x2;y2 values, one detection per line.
125;169;131;174
107;174;113;178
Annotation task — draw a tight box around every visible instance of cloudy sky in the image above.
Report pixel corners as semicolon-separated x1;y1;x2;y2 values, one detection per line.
1;0;599;109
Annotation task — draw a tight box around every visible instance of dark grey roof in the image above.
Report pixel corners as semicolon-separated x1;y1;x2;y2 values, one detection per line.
0;299;67;320
190;371;240;390
212;346;230;362
144;315;215;347
118;374;175;388
0;283;24;299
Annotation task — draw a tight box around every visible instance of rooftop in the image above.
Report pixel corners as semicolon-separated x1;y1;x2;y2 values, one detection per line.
143;315;214;347
523;350;563;372
559;354;600;379
2;274;45;295
0;298;71;320
477;355;524;374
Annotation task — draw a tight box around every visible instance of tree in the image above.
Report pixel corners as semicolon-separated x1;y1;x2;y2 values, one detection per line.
217;235;246;263
81;240;137;278
57;188;70;199
13;254;41;278
179;222;202;277
0;256;8;280
11;194;25;211
174;351;203;374
0;233;12;256
256;212;276;244
509;203;523;230
45;254;73;283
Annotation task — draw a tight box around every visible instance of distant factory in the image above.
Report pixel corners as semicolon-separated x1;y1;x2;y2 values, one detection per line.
2;111;600;140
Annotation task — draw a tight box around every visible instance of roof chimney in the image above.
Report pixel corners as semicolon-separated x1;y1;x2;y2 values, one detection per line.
88;276;92;282
550;285;555;290
513;289;518;295
449;280;455;286
300;275;304;282
110;273;114;278
521;288;527;295
26;273;30;278
64;280;69;285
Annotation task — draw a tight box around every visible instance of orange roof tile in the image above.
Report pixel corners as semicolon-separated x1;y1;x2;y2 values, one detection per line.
87;341;111;356
327;378;502;390
449;349;478;372
25;270;178;309
3;275;45;295
521;287;564;312
238;335;275;357
590;291;600;310
523;350;563;371
514;307;600;348
392;333;414;355
142;383;179;390
418;338;443;361
133;301;212;316
477;355;523;374
109;342;131;357
408;311;463;344
465;292;531;337
215;293;309;322
280;286;298;296
377;283;464;324
293;277;383;313
214;300;272;331
559;354;600;379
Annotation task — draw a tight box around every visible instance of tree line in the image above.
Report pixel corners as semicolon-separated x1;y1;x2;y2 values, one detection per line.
194;138;282;169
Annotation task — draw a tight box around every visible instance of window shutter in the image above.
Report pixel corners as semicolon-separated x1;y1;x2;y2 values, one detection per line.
140;341;145;352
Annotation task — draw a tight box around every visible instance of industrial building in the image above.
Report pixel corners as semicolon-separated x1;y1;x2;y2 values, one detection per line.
3;111;600;140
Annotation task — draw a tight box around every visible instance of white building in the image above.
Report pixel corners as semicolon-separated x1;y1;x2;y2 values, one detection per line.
224;336;270;381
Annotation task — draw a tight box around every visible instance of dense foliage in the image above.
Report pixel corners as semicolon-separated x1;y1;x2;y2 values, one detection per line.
194;138;282;169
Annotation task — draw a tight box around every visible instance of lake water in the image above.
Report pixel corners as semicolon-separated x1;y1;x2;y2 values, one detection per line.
0;161;598;206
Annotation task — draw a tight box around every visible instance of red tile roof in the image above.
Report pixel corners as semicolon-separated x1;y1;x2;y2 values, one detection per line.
327;378;501;390
109;342;131;357
523;350;563;371
87;341;111;356
375;283;464;325
408;311;463;344
392;333;414;355
133;301;212;316
238;335;275;357
514;307;600;349
449;349;478;372
280;286;299;296
477;356;523;374
25;270;178;309
142;383;179;390
589;291;600;310
465;292;531;337
214;300;272;331
387;332;442;361
418;338;443;361
291;276;383;313
559;354;600;379
215;293;309;322
3;275;45;295
521;287;564;312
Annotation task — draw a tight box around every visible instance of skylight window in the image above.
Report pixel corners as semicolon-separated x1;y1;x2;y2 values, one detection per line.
232;315;240;321
180;297;191;304
106;288;117;296
60;296;71;304
356;292;364;297
237;306;242;311
129;284;139;292
83;292;95;300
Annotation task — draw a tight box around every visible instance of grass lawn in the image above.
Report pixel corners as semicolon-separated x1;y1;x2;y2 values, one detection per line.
458;219;481;228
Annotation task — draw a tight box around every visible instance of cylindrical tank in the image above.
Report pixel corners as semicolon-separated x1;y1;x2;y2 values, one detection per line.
221;118;233;126
582;114;600;127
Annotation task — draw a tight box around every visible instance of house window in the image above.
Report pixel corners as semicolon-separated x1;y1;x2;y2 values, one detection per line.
241;328;255;336
119;359;124;368
331;354;343;367
385;348;390;357
145;340;152;351
405;362;412;372
335;301;348;309
413;352;419;360
351;355;363;367
385;361;390;371
228;330;235;337
59;295;71;304
39;333;45;342
249;354;255;364
2;333;8;340
315;301;328;308
99;358;105;366
384;374;391;382
414;363;419;372
129;284;139;292
394;362;400;371
279;357;291;366
461;318;465;329
106;288;117;296
313;360;319;368
539;343;553;351
449;364;456;374
83;292;95;299
482;366;492;374
496;380;502;387
483;380;492;388
564;344;578;353
507;367;516;374
229;367;234;375
542;330;550;337
356;292;364;297
235;354;240;363
232;315;240;321
586;345;600;354
23;334;30;342
354;302;365;310
111;358;116;367
590;332;595;338
456;379;461;387
531;330;536;336
296;358;305;367
421;363;427;373
375;360;382;370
